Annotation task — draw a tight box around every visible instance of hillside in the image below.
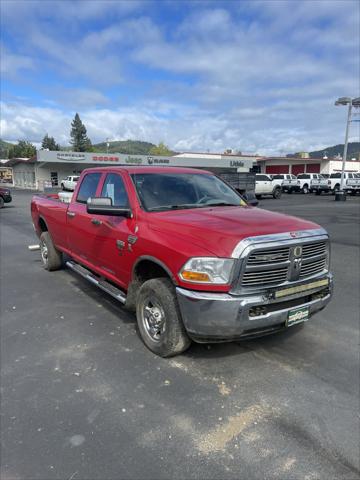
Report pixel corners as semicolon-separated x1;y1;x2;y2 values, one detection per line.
309;142;360;160
0;139;14;158
92;140;157;155
287;142;360;160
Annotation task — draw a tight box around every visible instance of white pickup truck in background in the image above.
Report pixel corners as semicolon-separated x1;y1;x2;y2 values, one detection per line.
296;173;328;194
255;174;282;199
328;172;360;194
271;174;300;193
60;175;80;191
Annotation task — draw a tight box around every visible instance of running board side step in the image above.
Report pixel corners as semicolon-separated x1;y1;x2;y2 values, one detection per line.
66;260;127;304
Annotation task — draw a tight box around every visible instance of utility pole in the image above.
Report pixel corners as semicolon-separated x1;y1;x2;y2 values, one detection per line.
340;102;352;191
334;97;360;198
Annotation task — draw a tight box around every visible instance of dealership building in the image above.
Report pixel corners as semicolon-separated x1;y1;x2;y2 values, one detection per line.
3;150;259;190
2;149;359;189
258;155;360;176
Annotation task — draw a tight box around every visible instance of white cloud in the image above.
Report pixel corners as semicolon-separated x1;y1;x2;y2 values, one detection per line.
0;45;35;76
1;100;358;156
0;1;358;154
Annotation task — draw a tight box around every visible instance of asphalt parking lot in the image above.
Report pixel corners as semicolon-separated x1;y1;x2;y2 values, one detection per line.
1;190;359;480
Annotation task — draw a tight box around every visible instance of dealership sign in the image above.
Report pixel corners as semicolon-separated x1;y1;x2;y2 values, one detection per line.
37;150;255;170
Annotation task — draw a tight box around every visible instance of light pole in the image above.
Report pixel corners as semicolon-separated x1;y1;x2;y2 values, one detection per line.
106;138;110;154
335;97;360;193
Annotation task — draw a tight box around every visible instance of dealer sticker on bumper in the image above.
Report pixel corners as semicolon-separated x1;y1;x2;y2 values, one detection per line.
287;306;309;327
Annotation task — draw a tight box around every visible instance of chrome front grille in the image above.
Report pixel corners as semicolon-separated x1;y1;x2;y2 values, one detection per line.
302;242;327;259
300;257;327;278
242;266;288;286
247;247;290;265
240;240;328;288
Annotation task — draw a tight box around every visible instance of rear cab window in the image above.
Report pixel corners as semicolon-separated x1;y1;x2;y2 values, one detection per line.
76;173;102;203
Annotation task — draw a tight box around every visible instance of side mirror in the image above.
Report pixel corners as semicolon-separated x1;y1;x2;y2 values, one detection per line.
243;191;259;207
86;197;132;217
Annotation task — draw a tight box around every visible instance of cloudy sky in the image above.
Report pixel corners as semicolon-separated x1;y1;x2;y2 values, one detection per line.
1;0;359;155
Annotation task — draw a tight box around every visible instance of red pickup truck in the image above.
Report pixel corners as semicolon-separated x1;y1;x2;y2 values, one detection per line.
31;166;333;357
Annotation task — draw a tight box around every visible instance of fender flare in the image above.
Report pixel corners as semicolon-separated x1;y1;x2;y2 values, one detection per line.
132;255;178;285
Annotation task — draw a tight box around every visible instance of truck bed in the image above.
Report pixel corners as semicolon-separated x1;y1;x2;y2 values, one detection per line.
31;193;69;251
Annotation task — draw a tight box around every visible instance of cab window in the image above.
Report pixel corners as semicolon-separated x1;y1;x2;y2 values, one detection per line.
76;173;102;203
101;173;129;207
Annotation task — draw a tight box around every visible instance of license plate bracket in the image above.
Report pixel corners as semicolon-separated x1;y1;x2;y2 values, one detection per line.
287;306;309;327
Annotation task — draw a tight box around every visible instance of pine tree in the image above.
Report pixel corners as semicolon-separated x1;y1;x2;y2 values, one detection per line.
70;113;92;152
41;134;60;150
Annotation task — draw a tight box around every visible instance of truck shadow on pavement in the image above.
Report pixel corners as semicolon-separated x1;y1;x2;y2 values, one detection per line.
184;324;305;360
64;264;307;361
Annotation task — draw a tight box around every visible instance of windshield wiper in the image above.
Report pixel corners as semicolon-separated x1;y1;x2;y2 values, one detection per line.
147;204;198;212
199;201;239;207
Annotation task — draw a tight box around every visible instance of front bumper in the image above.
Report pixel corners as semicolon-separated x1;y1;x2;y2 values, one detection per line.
176;273;333;342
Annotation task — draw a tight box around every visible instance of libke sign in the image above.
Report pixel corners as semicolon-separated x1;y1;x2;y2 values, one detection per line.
37;150;255;171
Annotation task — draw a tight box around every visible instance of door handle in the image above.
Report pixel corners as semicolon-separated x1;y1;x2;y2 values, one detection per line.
67;211;76;218
91;218;102;226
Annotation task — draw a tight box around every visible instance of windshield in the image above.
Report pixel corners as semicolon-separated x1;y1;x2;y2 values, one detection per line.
131;173;246;212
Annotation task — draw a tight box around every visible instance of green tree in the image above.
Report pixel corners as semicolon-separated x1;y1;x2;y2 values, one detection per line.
70;113;92;152
149;141;173;156
8;140;36;158
41;133;60;151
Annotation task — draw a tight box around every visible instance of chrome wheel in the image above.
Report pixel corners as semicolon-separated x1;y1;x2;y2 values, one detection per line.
141;297;166;342
40;239;48;266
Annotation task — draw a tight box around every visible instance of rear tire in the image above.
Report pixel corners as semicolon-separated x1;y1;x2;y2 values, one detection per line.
273;187;282;199
40;232;63;271
136;278;191;357
0;197;4;208
315;190;321;195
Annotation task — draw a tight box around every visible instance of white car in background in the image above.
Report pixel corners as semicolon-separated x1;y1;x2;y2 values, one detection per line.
271;174;301;193
328;172;360;194
60;175;80;191
296;173;328;194
255;174;282;199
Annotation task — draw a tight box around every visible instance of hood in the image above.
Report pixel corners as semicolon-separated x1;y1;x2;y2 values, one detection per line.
148;206;321;257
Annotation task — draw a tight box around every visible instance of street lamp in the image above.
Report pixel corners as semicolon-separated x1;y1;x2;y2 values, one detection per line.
335;97;360;193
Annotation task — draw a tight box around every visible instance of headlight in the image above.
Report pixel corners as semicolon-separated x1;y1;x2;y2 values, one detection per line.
179;257;235;284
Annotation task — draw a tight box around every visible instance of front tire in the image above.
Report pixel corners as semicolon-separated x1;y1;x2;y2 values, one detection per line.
40;232;63;271
136;278;191;357
0;197;4;208
302;184;309;194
